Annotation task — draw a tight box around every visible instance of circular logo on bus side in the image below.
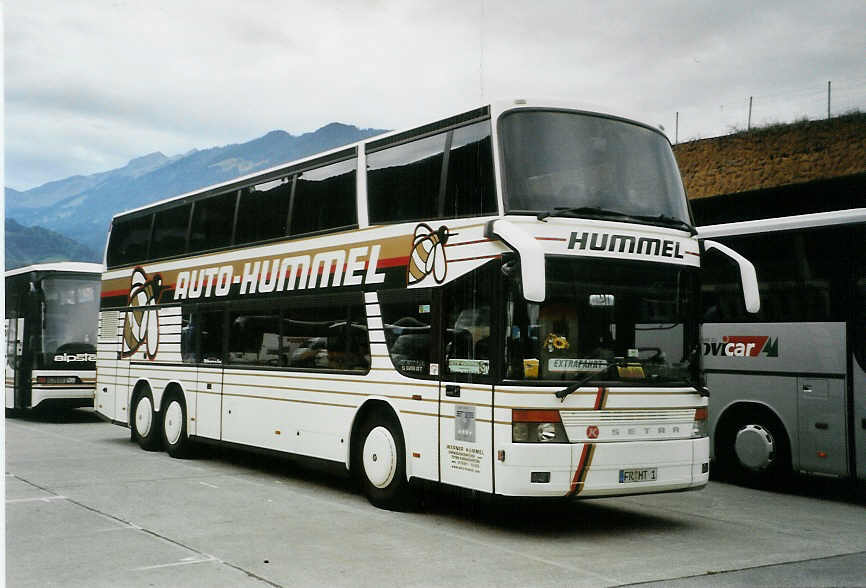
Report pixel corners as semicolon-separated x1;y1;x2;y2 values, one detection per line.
586;425;600;439
121;267;162;360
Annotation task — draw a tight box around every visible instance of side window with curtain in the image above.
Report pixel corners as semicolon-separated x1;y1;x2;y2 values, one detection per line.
200;309;225;364
281;295;369;372
181;307;224;364
442;263;495;383
227;304;281;366
379;289;435;380
181;308;196;363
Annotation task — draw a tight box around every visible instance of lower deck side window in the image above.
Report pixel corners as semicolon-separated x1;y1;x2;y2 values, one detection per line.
181;294;370;373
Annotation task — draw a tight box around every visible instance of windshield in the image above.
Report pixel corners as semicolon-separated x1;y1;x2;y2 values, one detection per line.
39;277;99;366
499;110;690;225
503;257;699;385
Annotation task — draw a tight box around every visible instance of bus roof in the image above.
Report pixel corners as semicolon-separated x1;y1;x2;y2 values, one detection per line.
109;99;658;223
5;262;104;279
697;207;866;239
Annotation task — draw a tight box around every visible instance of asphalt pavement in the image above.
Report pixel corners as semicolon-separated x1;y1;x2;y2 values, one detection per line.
5;408;866;587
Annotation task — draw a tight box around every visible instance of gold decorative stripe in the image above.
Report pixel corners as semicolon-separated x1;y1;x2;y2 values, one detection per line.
439;398;491;407
226;383;385;398
194;389;222;396
400;409;437;418
494;405;703;418
496;389;597;395
127;373;197;382
607;391;698;395
212;381;438;405
495;389;698;395
221;391;356;409
401;410;491;424
495;405;703;412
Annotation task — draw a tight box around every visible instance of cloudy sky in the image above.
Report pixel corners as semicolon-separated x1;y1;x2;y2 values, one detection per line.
5;0;866;190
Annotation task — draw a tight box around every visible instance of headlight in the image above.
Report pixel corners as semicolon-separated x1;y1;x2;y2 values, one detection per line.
511;410;569;443
537;422;558;441
36;376;80;385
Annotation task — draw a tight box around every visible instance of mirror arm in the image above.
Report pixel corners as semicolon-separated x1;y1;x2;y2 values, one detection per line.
486;220;546;302
703;239;761;313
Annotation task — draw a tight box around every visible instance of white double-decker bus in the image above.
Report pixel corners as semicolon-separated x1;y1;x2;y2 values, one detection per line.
6;263;102;412
700;208;865;484
95;100;758;508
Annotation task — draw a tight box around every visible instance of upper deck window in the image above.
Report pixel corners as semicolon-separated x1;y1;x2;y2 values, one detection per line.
367;132;446;223
290;159;356;236
499;110;690;227
150;204;191;260
367;120;497;224
236;178;292;245
189;191;238;253
441;121;497;219
107;214;153;267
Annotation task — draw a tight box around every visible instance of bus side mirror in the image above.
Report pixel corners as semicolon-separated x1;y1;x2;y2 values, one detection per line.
486;219;546;303
703;240;760;314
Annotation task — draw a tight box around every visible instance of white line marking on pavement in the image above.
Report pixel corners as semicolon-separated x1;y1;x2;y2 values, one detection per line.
199;481;219;489
131;555;219;571
6;495;68;504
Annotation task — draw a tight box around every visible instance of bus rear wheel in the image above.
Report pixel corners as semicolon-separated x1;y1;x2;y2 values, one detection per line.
161;394;191;458
355;412;413;510
131;387;162;451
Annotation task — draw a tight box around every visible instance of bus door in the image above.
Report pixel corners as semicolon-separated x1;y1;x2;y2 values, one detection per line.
94;310;120;419
6;316;24;408
796;331;848;477
188;307;225;440
438;265;496;492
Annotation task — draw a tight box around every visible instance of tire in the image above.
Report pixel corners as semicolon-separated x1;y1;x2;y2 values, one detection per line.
355;411;413;510
161;393;192;458
130;387;162;451
716;409;790;486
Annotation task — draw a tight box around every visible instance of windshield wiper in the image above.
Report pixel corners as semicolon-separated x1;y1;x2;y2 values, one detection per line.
536;206;630;222
628;213;697;235
553;359;628;400
554;358;640;401
537;207;697;235
554;371;601;401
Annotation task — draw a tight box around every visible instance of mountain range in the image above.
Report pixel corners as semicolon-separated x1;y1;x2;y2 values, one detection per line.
5;123;387;269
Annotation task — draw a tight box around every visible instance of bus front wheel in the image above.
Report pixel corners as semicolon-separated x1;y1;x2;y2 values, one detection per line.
356;412;413;510
130;387;161;451
717;408;790;485
161;393;191;458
